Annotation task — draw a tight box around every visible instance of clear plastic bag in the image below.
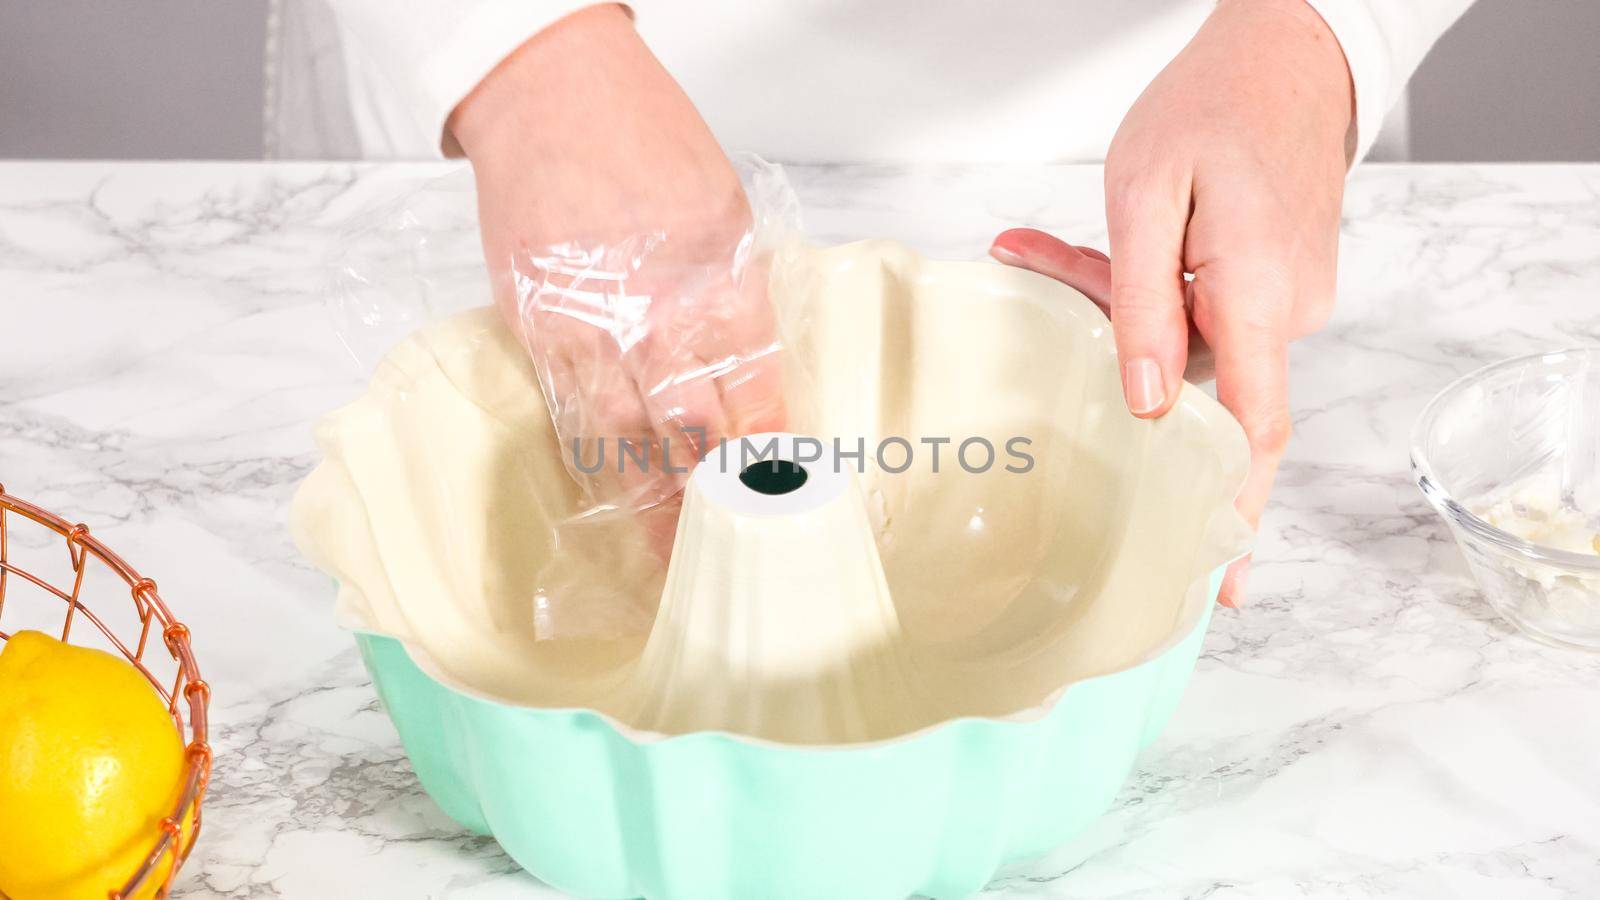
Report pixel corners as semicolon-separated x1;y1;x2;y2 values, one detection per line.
327;156;803;640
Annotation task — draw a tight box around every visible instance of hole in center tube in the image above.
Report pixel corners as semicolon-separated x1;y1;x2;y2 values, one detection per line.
739;459;809;496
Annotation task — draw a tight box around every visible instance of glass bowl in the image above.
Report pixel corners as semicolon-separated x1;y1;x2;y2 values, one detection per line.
1412;348;1600;650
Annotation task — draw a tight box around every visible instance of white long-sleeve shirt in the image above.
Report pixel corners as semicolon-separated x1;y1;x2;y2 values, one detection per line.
265;0;1473;163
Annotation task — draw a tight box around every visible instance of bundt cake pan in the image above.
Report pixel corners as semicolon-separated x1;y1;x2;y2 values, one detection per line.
294;238;1252;899
356;579;1220;900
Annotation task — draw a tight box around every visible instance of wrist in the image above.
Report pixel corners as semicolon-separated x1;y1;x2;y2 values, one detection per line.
449;4;638;157
1213;0;1356;157
451;3;747;255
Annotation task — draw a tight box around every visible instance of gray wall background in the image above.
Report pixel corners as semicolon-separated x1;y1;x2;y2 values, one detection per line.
0;0;1595;162
0;1;270;159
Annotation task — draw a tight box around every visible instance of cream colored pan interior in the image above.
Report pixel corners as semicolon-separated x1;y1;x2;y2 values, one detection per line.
291;240;1251;744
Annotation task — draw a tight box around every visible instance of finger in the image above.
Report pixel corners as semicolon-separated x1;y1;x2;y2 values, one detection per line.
1105;171;1192;417
535;311;672;523
989;228;1223;383
1209;332;1290;530
717;348;787;436
700;272;788;438
578;364;662;507
637;494;683;560
577;342;694;563
1181;281;1216;384
1191;264;1295;606
635;351;728;486
1217;555;1250;609
989;228;1113;310
630;278;748;458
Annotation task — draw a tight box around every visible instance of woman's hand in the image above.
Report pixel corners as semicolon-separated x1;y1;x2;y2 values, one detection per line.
991;0;1353;605
451;4;783;550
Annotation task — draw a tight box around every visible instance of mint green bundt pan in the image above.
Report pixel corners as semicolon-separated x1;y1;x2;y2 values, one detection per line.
356;567;1223;900
298;238;1253;898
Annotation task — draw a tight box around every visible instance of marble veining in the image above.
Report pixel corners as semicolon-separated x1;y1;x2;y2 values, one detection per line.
1;161;1598;898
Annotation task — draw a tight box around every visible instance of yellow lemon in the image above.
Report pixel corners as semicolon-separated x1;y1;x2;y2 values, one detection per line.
0;630;188;900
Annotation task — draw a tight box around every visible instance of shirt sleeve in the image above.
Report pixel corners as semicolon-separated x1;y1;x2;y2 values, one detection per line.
1300;0;1477;163
325;0;617;157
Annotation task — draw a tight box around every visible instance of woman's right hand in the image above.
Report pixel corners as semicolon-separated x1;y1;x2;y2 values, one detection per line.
451;4;785;549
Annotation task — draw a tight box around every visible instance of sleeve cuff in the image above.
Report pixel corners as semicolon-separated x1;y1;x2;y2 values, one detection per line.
334;2;628;159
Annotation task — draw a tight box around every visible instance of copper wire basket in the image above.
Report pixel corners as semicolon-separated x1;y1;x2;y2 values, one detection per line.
0;486;211;900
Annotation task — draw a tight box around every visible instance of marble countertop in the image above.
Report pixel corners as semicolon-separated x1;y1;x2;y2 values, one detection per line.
1;161;1597;898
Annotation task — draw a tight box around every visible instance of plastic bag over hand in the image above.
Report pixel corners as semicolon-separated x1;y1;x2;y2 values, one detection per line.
328;156;803;640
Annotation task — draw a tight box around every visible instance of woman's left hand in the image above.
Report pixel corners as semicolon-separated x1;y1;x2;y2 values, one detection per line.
990;0;1354;607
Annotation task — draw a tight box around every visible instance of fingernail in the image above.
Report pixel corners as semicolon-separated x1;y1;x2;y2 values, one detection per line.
1123;357;1166;416
989;244;1021;265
